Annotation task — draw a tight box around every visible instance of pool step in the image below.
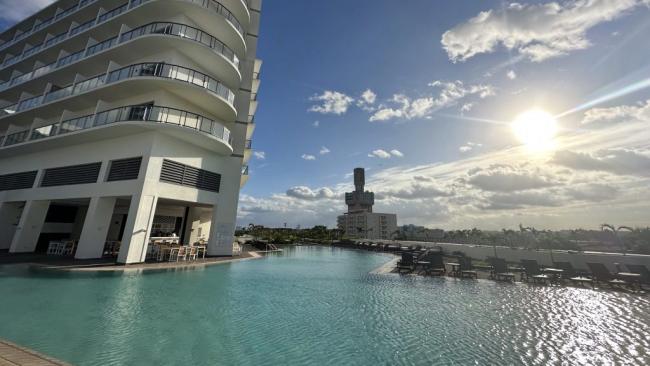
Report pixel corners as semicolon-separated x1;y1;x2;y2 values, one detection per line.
0;339;71;366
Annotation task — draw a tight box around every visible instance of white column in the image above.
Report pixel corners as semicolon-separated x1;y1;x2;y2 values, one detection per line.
183;206;201;245
75;197;117;259
117;194;157;264
207;158;242;256
9;200;50;253
0;202;23;250
207;208;235;256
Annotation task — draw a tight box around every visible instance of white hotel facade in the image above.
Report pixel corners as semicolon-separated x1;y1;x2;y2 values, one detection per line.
0;0;261;263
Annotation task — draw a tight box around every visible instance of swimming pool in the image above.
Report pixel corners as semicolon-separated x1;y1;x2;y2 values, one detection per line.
1;246;648;365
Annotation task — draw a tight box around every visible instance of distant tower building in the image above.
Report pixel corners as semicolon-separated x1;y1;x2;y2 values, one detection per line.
337;168;397;240
345;168;374;213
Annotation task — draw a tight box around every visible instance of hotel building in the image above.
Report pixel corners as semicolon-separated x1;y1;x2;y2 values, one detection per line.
337;168;397;240
0;0;261;263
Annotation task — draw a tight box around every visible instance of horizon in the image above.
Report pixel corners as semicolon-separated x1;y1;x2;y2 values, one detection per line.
3;0;650;231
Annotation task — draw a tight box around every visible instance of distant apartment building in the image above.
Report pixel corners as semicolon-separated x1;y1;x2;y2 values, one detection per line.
0;0;261;263
337;168;397;240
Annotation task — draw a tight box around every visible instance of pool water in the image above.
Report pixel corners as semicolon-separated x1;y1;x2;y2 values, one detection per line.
1;246;649;365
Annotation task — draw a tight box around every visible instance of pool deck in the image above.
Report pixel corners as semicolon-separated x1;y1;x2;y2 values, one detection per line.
0;251;262;272
0;339;71;366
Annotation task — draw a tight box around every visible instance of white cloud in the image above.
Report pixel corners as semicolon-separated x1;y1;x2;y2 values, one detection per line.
308;91;354;115
441;0;645;62
369;80;495;122
581;99;650;125
466;164;557;192
368;149;392;159
459;141;482;153
319;146;331;155
356;89;377;112
507;70;517;80
0;0;54;23
301;154;316;161
390;149;404;158
460;103;474;113
552;149;650;176
368;149;403;159
286;186;337;201
313;120;320;128
360;89;376;104
253;151;266;160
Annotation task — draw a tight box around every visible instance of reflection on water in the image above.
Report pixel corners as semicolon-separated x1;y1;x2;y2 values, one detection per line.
0;246;648;365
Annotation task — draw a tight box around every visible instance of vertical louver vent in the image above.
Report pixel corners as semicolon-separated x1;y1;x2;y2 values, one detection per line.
160;159;221;192
41;162;101;187
0;170;37;191
107;157;142;182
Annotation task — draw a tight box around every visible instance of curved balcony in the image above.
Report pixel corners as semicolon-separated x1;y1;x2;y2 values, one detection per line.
0;0;99;55
0;0;247;74
0;104;233;157
0;62;237;123
0;22;241;97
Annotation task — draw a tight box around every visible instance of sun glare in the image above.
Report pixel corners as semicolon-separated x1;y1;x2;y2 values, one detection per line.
511;109;558;151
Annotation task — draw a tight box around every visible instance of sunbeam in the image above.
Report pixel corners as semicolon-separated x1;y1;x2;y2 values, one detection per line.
557;77;650;118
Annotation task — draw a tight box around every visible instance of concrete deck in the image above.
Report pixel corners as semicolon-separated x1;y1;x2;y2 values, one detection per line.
0;251;262;272
0;339;70;366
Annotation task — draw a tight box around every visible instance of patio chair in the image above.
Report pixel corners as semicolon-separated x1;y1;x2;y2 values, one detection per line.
396;252;416;273
169;246;188;262
487;257;515;282
520;259;551;285
46;241;61;255
586;262;629;289
553;261;593;287
187;246;198;261
625;264;650;285
419;252;446;276
459;257;478;279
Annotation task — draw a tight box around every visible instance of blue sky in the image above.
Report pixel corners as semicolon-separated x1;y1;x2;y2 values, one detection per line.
3;0;650;230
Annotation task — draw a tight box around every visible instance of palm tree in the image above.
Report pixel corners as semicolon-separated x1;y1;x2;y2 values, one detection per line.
601;224;633;255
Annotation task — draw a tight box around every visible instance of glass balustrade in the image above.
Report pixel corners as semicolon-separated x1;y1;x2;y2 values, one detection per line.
1;0;245;70
3;21;239;94
16;95;42;112
2;62;234;117
2;130;29;146
120;22;239;66
1;104;232;148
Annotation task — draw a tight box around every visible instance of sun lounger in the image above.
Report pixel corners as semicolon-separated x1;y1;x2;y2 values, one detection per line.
625;264;650;285
521;259;551;285
488;257;516;282
419;252;446;276
552;261;593;287
396;252;416;273
587;262;630;289
459;257;478;279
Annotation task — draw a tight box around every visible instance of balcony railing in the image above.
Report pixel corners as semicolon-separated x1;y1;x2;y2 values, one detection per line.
3;104;232;148
0;62;235;118
245;139;252;149
242;165;249;175
0;0;98;53
1;22;239;93
0;0;244;69
121;22;239;66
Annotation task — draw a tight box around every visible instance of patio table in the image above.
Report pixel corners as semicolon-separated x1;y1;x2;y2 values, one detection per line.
448;262;461;276
542;268;564;284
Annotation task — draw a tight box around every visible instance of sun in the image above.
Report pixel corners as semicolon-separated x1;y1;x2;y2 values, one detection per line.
511;109;558;151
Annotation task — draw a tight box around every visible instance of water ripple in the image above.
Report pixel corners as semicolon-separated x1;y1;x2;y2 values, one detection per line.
0;247;648;365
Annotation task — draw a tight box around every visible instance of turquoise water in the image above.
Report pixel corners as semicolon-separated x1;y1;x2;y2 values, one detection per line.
1;246;649;365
